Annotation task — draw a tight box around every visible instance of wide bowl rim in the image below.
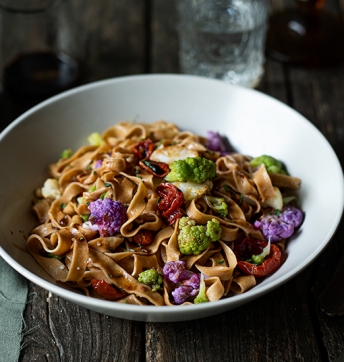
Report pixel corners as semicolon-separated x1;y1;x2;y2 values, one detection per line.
1;73;343;321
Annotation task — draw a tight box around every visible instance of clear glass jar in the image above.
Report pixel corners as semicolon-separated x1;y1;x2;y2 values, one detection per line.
177;0;271;88
0;0;80;98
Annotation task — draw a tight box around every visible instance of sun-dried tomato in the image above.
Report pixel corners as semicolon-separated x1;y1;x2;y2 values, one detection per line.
134;230;154;246
234;237;267;260
156;183;184;224
166;208;184;225
233;237;282;277
132;138;154;160
139;160;169;178
91;279;127;300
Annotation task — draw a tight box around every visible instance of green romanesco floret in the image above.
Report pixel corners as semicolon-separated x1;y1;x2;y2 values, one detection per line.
194;274;208;304
249;155;286;175
204;196;228;217
138;269;163;292
165;157;216;184
177;217;222;255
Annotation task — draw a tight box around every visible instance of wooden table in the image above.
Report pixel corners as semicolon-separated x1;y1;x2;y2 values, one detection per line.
1;0;344;361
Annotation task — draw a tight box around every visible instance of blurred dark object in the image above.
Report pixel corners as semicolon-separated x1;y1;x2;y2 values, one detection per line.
3;51;79;98
266;0;344;67
0;0;80;99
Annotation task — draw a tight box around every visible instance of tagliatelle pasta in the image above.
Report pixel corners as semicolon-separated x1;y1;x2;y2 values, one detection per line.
27;120;303;306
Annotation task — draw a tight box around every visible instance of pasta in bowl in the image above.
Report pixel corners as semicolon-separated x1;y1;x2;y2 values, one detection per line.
27;120;303;306
0;74;342;321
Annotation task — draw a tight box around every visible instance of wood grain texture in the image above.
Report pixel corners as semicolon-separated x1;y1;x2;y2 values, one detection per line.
150;0;180;74
6;0;344;361
289;62;344;361
71;0;147;82
20;283;144;362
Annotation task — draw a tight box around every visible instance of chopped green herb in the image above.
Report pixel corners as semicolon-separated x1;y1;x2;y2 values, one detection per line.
143;160;160;174
223;184;231;193
239;193;243;205
104;182;112;187
275;209;280;217
89;185;96;192
80;214;89;222
61;149;73;159
217;259;225;264
47;253;63;260
86;164;91;171
93;171;98;176
60;203;66;209
124;248;135;252
100;192;107;200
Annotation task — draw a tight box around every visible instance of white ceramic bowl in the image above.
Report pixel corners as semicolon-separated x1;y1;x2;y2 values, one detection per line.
1;74;343;322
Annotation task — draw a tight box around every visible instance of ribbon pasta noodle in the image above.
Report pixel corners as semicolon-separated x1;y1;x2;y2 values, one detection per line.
27;120;302;306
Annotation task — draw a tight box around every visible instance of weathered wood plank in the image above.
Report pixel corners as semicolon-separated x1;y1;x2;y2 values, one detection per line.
150;0;180;74
145;267;322;362
12;0;344;361
144;2;324;360
20;283;144;362
18;1;147;361
258;58;289;103
287;63;344;361
71;0;147;82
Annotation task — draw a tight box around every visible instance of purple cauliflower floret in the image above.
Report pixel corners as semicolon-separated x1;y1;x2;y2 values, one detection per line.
254;205;303;242
205;131;226;153
279;205;303;228
181;273;200;289
205;131;230;156
88;198;127;237
94;159;103;169
163;261;201;304
254;215;294;242
172;285;199;305
162;260;194;283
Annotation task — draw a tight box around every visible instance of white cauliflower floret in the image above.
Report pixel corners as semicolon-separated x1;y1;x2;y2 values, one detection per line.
41;178;61;199
150;145;198;164
261;186;283;210
172;181;210;201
